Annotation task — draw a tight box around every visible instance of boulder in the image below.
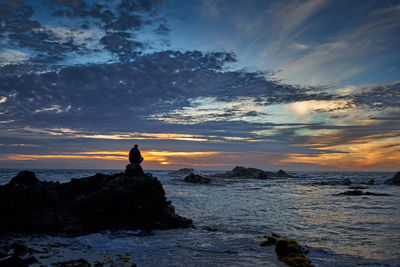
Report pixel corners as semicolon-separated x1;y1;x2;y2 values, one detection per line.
168;168;195;176
218;166;292;179
125;163;144;177
0;171;193;236
184;174;211;184
259;237;313;267
367;178;375;185
384;172;400;185
9;170;39;186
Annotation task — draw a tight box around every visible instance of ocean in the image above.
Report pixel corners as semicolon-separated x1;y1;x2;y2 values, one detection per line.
0;169;399;267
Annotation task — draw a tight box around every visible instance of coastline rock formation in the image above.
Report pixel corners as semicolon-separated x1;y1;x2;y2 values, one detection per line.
0;169;192;236
184;173;211;184
384;172;400;185
168;168;195;176
217;166;293;179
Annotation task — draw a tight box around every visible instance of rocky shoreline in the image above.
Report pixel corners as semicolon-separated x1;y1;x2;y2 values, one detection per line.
0;170;193;237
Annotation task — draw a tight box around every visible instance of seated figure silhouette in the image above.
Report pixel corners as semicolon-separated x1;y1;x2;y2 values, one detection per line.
125;144;145;176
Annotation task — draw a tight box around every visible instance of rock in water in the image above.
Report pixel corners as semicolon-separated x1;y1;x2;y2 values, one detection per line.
384;172;400;185
184;173;211;184
218;166;293;179
0;171;192;236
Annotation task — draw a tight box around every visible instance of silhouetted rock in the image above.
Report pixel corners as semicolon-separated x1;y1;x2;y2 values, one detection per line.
336;190;390;196
168;168;195;176
9;170;39;186
125;163;144;177
312;178;352;186
184;173;210;184
0;171;192;236
384;172;400;185
217;166;293;179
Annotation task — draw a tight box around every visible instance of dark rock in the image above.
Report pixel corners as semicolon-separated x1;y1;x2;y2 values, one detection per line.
384;172;400;185
0;255;38;267
312;178;352;186
336;190;390;196
52;258;90;267
0;171;192;236
276;170;294;178
168;168;195;176
125;163;144;177
184;173;211;184
274;238;312;267
9;171;39;186
9;243;37;256
217;166;292;179
259;235;277;246
367;178;375;185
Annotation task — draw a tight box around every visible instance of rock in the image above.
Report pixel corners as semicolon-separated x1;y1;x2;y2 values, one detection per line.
312;178;352;186
0;171;193;236
384;172;400;185
274;238;312;267
168;168;195;176
259;236;277;246
276;170;294;178
184;173;211;184
9;170;39;186
217;166;292;179
0;255;38;267
125;163;144;177
336;190;390;196
367;178;375;185
51;258;91;267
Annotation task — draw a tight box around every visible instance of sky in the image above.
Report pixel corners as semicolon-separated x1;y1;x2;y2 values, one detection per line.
0;0;399;171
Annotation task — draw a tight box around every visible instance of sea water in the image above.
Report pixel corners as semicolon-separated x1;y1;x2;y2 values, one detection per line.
0;169;399;267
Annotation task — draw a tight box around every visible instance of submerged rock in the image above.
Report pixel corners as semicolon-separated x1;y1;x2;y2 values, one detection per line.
384;172;400;185
184;173;211;184
0;171;192;236
217;166;293;179
336;190;390;196
168;168;195;176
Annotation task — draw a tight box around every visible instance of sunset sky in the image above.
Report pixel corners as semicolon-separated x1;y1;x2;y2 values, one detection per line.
0;0;399;171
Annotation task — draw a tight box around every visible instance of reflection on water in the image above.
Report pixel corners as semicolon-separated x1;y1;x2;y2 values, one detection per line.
0;169;399;266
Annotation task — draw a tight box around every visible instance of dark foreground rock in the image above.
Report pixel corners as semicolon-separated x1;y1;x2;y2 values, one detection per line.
336;189;390;196
184;173;211;184
0;171;192;236
384;172;400;185
0;243;39;267
217;166;293;179
168;168;195;176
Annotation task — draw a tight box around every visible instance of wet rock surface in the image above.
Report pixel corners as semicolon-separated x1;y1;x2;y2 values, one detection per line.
184;173;211;184
217;166;293;179
0;170;193;236
384;171;400;185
